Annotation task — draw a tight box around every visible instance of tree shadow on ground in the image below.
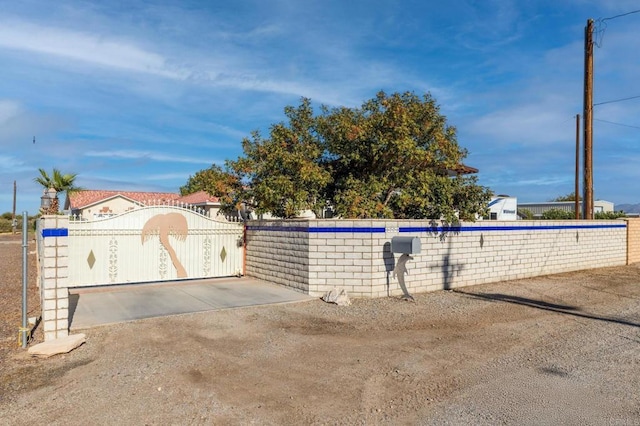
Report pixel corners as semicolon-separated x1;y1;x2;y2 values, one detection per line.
455;290;640;328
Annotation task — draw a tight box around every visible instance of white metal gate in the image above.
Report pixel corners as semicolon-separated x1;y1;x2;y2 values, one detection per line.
67;205;244;287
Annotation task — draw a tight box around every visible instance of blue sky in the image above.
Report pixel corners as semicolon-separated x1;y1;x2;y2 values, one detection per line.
2;0;640;214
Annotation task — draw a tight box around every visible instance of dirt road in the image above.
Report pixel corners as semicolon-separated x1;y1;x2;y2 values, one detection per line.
1;232;639;424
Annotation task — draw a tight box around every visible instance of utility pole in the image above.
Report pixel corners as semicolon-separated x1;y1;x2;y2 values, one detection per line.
575;114;580;219
12;180;17;234
583;19;594;219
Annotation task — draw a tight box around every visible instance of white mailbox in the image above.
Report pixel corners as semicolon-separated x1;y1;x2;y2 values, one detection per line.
391;236;421;254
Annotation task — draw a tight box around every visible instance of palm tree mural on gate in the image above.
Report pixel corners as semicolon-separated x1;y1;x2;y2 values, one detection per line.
141;213;189;278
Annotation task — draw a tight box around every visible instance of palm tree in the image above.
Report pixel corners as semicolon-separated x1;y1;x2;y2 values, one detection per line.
34;168;81;214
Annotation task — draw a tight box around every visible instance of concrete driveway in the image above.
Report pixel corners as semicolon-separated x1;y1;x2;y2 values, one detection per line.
68;277;313;330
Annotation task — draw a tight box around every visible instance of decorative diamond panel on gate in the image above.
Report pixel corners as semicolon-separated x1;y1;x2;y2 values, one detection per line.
87;250;96;269
67;205;244;287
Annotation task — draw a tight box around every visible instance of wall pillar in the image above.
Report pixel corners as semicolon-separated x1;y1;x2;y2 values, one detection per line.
38;215;70;341
625;218;640;264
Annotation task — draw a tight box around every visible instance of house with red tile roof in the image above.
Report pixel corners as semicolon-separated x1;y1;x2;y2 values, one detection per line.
64;190;221;219
175;190;222;217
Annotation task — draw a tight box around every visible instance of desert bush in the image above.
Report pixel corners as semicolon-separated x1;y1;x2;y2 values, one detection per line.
595;211;627;219
541;208;575;220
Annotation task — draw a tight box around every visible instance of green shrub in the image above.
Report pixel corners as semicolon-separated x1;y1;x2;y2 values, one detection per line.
541;208;575;220
0;218;12;233
0;213;38;233
518;208;534;220
595;211;627;219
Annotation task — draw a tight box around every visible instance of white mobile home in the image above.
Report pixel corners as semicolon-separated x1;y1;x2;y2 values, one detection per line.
518;200;614;218
487;196;518;220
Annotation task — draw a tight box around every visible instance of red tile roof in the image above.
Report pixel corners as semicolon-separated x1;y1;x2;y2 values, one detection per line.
67;189;222;210
451;164;479;175
177;190;220;205
67;190;182;210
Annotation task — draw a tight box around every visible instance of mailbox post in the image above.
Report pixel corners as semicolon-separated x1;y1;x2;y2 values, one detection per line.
390;236;420;301
391;236;421;255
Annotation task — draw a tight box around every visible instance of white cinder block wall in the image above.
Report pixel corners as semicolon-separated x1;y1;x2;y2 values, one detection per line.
246;220;627;297
244;221;311;293
35;217;629;341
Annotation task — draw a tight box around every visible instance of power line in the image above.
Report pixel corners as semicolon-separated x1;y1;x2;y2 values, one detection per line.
601;9;640;22
594;94;640;106
594;118;640;130
594;9;640;47
592;7;640;107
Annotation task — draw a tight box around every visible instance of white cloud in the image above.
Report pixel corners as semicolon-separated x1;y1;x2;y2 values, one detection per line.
237;24;283;41
0;20;187;79
0;19;373;106
140;172;197;181
84;150;216;165
465;101;576;146
206;122;250;140
0;154;24;170
509;176;573;187
453;0;526;51
0;100;21;123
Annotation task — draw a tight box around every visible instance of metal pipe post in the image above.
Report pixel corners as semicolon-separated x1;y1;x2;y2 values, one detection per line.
575;114;580;219
21;211;28;348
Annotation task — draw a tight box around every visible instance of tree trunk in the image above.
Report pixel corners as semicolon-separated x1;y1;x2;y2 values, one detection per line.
48;197;60;215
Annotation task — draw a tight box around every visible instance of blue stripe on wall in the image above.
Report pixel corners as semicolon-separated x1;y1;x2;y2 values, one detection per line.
399;224;626;233
42;228;69;237
246;226;309;232
309;227;386;233
246;226;386;233
246;223;626;234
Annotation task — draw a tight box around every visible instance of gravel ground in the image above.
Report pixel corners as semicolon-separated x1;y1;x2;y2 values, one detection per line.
0;233;41;359
1;231;640;424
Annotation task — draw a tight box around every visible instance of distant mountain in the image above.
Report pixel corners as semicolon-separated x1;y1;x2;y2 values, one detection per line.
615;203;640;213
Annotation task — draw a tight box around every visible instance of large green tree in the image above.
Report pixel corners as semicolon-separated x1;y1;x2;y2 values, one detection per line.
228;99;332;219
184;91;491;221
34;168;81;214
318;91;490;220
180;164;243;214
